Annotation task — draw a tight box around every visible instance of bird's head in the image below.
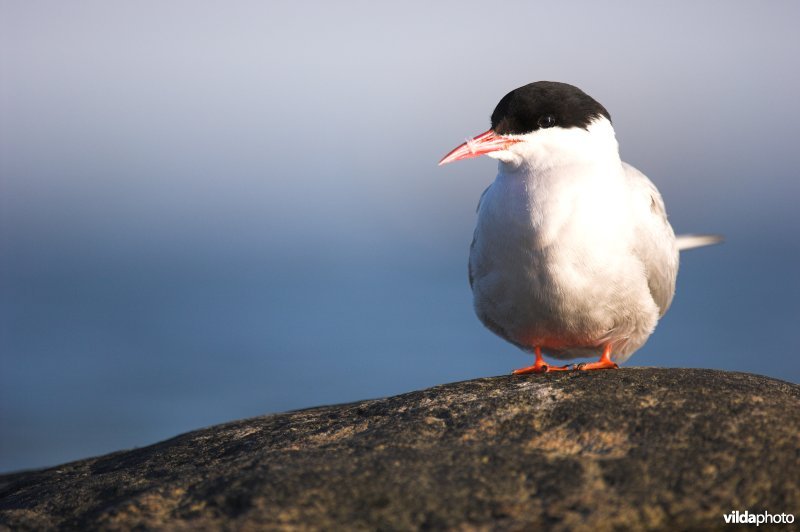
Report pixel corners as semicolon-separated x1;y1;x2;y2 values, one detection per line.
439;81;616;170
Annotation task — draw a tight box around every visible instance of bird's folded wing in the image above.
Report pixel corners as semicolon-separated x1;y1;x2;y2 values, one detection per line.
623;162;680;317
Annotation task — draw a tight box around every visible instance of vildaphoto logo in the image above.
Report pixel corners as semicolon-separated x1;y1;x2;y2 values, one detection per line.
723;510;795;526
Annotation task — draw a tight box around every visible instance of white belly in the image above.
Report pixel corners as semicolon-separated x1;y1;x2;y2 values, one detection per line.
469;164;660;361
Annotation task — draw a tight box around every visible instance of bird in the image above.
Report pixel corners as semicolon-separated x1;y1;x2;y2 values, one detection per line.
438;81;720;374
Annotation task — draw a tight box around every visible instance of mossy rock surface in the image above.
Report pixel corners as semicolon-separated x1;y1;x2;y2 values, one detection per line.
1;368;798;531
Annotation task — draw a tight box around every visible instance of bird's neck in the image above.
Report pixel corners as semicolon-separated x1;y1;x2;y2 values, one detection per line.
499;117;621;177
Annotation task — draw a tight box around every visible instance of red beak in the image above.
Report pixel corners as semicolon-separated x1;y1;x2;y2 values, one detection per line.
438;129;521;166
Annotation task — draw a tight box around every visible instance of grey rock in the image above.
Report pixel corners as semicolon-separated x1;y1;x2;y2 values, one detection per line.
1;368;798;531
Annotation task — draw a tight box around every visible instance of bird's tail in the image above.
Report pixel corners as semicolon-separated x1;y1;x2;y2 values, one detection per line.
676;234;723;251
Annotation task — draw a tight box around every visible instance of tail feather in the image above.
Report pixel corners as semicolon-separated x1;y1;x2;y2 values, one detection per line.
677;234;723;251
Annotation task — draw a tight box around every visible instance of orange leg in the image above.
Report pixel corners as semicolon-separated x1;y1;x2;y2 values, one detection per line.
512;346;570;375
573;344;619;371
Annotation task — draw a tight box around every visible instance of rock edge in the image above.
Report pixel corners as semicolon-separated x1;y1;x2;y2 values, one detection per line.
1;368;799;531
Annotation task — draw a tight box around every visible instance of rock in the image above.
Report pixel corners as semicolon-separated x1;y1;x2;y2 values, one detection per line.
1;368;798;531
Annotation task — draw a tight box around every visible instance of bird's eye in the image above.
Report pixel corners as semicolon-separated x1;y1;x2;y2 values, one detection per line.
538;114;556;128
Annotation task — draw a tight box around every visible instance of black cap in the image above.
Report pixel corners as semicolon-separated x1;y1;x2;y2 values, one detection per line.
491;81;611;135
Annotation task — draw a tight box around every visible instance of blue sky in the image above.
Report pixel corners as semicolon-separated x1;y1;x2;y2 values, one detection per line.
2;1;799;472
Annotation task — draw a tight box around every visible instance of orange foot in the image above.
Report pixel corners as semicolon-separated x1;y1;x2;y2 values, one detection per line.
573;344;619;371
512;346;570;375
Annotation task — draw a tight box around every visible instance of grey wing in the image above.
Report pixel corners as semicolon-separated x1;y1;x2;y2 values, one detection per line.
468;185;492;289
468;233;475;289
623;162;680;316
476;184;491;213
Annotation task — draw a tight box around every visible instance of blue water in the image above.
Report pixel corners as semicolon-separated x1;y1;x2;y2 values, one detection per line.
2;1;799;472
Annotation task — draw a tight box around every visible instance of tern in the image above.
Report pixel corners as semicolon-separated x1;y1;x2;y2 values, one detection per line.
439;81;720;374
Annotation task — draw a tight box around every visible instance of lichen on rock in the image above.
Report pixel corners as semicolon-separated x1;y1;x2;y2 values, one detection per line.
1;368;798;531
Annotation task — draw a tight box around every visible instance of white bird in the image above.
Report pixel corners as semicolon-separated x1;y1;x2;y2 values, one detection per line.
439;81;720;373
